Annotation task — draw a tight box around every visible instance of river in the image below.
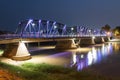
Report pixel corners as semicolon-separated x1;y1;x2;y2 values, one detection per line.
28;42;119;69
1;41;120;78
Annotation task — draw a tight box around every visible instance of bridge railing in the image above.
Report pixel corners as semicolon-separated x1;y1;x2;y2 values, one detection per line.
0;34;21;39
0;34;107;39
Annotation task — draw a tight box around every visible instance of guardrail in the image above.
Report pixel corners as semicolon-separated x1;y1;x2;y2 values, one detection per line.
0;34;107;39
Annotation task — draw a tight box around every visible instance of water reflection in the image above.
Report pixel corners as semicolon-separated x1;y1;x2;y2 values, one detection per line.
3;42;119;71
71;43;114;71
113;42;120;52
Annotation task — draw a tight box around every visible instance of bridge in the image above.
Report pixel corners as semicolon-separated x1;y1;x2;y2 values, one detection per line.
0;19;110;61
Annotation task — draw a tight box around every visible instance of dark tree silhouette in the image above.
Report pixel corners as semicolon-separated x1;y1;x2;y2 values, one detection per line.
113;26;120;36
101;24;111;32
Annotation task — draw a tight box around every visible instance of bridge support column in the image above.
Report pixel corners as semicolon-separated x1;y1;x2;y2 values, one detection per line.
107;37;111;41
94;37;105;44
80;37;95;46
3;42;31;61
104;37;110;42
101;37;105;43
55;39;77;49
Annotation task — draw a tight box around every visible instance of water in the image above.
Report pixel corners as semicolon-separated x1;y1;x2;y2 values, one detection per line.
70;43;114;71
27;42;120;71
1;42;120;73
70;42;120;71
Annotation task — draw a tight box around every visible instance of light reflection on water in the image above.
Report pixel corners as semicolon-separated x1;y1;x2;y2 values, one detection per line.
1;42;120;70
71;43;114;71
29;42;119;71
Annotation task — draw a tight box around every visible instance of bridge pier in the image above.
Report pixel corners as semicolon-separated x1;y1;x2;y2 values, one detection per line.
55;39;77;49
104;37;110;42
102;37;105;43
3;42;31;61
79;37;95;46
107;37;111;41
94;37;105;44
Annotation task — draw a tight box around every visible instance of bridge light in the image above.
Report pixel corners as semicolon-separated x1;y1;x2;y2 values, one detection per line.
29;19;33;21
54;25;57;29
47;21;49;24
27;19;33;24
106;32;111;36
39;20;41;23
92;36;95;39
88;30;91;32
71;27;74;31
32;23;35;26
81;54;84;58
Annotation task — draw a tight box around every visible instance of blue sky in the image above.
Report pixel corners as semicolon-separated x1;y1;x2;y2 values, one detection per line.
0;0;120;31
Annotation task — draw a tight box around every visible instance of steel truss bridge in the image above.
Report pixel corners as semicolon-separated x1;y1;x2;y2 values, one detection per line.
0;19;110;61
0;19;106;39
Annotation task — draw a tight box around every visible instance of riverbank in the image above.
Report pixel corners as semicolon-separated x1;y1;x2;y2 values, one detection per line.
0;68;22;80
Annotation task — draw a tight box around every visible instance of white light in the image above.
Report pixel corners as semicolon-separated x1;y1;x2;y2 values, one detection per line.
73;54;76;64
54;25;57;29
88;30;91;32
87;51;93;65
71;27;74;31
15;41;30;57
81;54;84;58
28;19;33;24
92;47;97;62
92;36;95;39
32;23;35;26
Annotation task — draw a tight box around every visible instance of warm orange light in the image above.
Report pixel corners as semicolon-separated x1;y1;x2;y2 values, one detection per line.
106;32;111;36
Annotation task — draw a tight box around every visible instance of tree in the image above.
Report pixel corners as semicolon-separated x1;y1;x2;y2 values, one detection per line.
101;24;111;32
113;26;120;36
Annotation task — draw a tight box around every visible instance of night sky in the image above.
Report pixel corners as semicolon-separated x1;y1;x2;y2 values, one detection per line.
0;0;120;32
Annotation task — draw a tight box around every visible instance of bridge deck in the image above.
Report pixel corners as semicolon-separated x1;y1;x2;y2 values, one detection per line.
0;36;107;44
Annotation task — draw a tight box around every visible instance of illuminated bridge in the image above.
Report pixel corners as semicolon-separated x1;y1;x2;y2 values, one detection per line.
0;19;110;61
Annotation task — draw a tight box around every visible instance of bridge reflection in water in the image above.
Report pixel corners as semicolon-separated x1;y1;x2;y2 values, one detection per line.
70;43;113;71
0;42;115;71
